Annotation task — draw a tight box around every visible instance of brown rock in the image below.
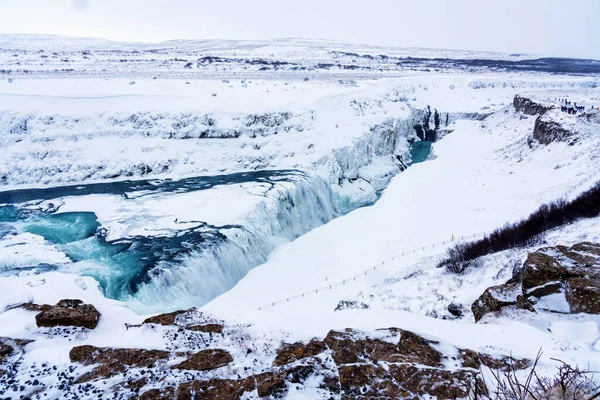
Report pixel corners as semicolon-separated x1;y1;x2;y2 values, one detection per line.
273;338;326;366
0;337;33;363
138;387;175;400
395;329;443;366
566;278;600;314
458;349;531;372
171;349;232;371
19;303;52;313
532;116;574;145
479;354;532;372
35;299;101;329
0;340;13;362
142;309;189;326
516;295;536;313
186;323;223;334
458;348;481;370
521;252;573;296
338;364;405;398
69;345;170;382
471;283;522;322
324;329;366;364
325;328;443;367
570;242;600;258
554;243;600;268
389;364;476;400
513;95;552;116
177;378;255;400
255;371;288;398
254;364;319;398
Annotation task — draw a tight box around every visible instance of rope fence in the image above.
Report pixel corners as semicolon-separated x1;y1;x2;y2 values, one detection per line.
257;231;487;310
257;166;600;311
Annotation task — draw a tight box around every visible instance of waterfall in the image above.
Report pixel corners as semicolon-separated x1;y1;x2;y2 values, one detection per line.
126;173;339;313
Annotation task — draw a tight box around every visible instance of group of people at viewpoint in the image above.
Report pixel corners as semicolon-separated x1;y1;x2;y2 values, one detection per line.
557;98;598;115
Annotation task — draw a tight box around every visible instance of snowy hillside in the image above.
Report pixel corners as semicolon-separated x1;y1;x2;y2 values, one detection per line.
0;35;600;399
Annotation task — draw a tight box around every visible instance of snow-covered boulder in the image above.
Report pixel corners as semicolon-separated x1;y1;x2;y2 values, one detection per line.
473;243;600;321
471;282;533;322
35;299;101;330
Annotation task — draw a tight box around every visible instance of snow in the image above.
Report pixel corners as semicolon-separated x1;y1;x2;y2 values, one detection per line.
57;185;269;240
203;92;600;373
1;34;600;395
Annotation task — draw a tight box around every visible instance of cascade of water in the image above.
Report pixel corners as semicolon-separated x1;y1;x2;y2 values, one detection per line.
127;173;339;312
0;110;437;313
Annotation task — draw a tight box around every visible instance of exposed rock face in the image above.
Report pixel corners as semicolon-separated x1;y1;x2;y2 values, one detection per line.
521;252;573;296
334;299;370;311
138;387;175;400
70;345;171;382
0;340;13;365
447;302;464;317
273;338;327;366
323;329;482;399
35;299;101;329
17;303;52;313
171;349;232;371
532;116;574;145
186;324;224;334
5;316;533;400
176;378;255;400
473;243;600;321
513;95;552;116
0;337;32;378
472;283;522;322
566;278;600;314
142;309;188;326
142;308;225;334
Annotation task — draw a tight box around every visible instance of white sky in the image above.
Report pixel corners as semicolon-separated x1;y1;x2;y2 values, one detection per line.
0;0;599;59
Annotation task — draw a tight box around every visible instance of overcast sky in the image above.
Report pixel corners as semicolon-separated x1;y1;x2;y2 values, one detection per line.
0;0;599;59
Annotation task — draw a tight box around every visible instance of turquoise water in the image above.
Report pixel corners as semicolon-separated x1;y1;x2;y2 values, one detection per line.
0;170;307;303
0;151;438;308
409;141;433;165
0;205;20;223
22;212;100;245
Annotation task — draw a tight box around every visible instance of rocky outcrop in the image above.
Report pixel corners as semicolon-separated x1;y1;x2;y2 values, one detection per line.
471;283;534;322
186;324;224;334
142;308;224;334
0;337;32;378
472;243;600;321
334;299;369;311
269;328;530;400
35;299;101;329
513;95;552;116
447;302;464;317
532;116;574;145
273;338;327;367
142;309;188;326
17;303;52;313
176;378;255;400
171;349;232;371
0;340;12;364
69;345;171;383
566;278;600;314
63;326;531;400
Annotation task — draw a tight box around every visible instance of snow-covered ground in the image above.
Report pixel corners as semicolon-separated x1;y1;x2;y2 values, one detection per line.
1;35;600;398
